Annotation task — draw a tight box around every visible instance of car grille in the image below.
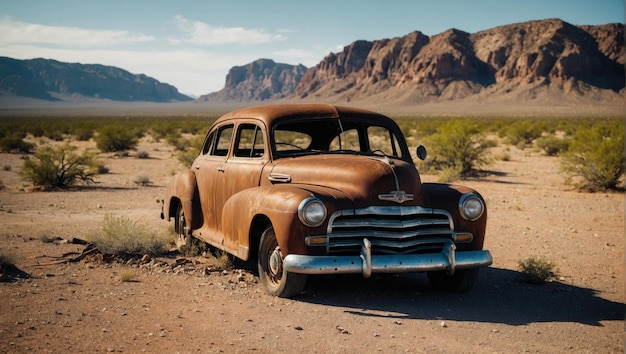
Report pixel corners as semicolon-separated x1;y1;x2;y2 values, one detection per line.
326;206;454;256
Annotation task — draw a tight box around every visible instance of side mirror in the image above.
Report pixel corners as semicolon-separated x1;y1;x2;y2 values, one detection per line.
416;145;427;161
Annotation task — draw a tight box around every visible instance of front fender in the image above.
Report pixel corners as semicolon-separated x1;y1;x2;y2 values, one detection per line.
221;185;322;260
421;183;487;251
163;169;200;230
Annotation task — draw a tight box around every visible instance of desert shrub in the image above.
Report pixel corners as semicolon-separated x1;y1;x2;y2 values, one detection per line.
176;135;204;167
166;132;191;151
423;119;492;177
500;120;547;148
0;249;16;269
0;135;34;153
88;213;170;256
119;270;137;282
73;127;95;141
97;164;110;174
560;121;624;192
133;174;150;186
136;150;149;159
19;144;99;189
518;256;557;283
535;135;570;156
95;125;139;153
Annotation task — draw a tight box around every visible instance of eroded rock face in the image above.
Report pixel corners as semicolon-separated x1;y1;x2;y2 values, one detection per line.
203;19;623;103
198;59;307;102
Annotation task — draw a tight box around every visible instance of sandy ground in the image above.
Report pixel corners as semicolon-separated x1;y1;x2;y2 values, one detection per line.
0;135;623;353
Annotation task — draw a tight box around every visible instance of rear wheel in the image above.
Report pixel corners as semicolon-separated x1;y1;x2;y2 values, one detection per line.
427;268;480;293
175;204;191;254
258;225;307;298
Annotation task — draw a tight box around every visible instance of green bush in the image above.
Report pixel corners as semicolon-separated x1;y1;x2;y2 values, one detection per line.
88;213;170;256
560;121;624;192
0;135;34;153
19;144;99;189
501;120;547;148
95;125;139;153
518;256;557;283
175;135;204;167
535;135;570;156
423;119;492;178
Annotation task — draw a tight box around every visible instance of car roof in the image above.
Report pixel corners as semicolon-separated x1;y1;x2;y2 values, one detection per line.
214;104;391;127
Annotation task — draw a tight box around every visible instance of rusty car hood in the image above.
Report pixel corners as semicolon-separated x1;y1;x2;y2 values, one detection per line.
267;154;423;208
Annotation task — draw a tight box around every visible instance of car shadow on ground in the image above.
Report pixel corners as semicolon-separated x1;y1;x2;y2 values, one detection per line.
298;267;624;327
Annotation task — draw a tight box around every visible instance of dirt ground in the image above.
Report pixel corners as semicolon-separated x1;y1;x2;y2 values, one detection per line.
0;135;623;353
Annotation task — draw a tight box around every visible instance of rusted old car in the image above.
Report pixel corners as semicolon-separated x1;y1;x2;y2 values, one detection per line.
161;104;492;298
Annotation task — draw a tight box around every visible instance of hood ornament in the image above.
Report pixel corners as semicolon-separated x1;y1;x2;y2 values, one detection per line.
379;190;414;204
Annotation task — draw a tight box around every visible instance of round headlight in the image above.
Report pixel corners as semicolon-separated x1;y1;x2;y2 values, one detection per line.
459;194;484;221
298;197;327;227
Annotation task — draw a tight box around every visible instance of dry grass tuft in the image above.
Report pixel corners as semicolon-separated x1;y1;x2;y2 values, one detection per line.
88;213;171;256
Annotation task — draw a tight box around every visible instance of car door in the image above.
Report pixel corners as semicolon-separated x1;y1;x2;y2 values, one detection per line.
214;122;268;252
193;123;234;243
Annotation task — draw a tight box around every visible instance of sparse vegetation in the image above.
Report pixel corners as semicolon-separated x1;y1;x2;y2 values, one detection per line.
87;213;170;256
19;144;100;189
95;125;139;153
518;256;557;283
133;174;150;186
0;134;34;153
535;135;570;156
136;150;149;159
560;120;624;192
0;249;16;269
175;135;204;167
119;270;137;282
421;119;492;179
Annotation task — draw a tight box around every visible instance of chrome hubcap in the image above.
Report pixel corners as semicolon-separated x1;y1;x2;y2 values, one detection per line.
269;247;283;277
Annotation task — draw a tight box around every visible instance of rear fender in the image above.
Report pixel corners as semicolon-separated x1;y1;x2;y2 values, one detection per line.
163;170;201;231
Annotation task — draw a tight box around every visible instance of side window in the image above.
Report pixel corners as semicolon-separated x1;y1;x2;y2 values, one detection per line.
367;126;402;158
235;124;265;158
329;129;360;151
203;125;233;156
201;131;216;155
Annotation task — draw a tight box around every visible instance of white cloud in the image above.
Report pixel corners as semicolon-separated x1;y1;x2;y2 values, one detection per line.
172;15;287;45
0;17;153;47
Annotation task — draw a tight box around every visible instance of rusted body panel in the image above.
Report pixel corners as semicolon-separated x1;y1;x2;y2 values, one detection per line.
162;103;492;297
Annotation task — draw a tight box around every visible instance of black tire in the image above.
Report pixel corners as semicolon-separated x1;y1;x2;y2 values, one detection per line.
427;268;480;293
258;225;307;298
175;204;191;254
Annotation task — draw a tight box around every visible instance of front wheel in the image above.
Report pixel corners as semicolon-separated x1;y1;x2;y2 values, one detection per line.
427;268;480;293
258;225;307;298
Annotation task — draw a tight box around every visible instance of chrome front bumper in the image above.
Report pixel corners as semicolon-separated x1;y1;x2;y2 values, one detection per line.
283;239;493;277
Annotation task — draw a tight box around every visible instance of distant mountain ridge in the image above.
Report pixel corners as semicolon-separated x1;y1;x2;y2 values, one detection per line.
198;59;307;102
202;19;624;105
0;57;192;102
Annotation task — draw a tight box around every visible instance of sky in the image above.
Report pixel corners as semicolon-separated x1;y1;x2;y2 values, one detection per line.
1;0;624;97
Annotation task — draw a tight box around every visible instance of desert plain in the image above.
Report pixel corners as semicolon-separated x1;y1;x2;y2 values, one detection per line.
0;108;624;353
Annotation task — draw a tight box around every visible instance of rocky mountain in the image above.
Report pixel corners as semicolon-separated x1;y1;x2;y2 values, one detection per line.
205;19;624;105
197;59;308;102
0;57;192;102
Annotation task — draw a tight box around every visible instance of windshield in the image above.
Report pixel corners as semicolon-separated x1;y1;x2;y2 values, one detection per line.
272;118;405;159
